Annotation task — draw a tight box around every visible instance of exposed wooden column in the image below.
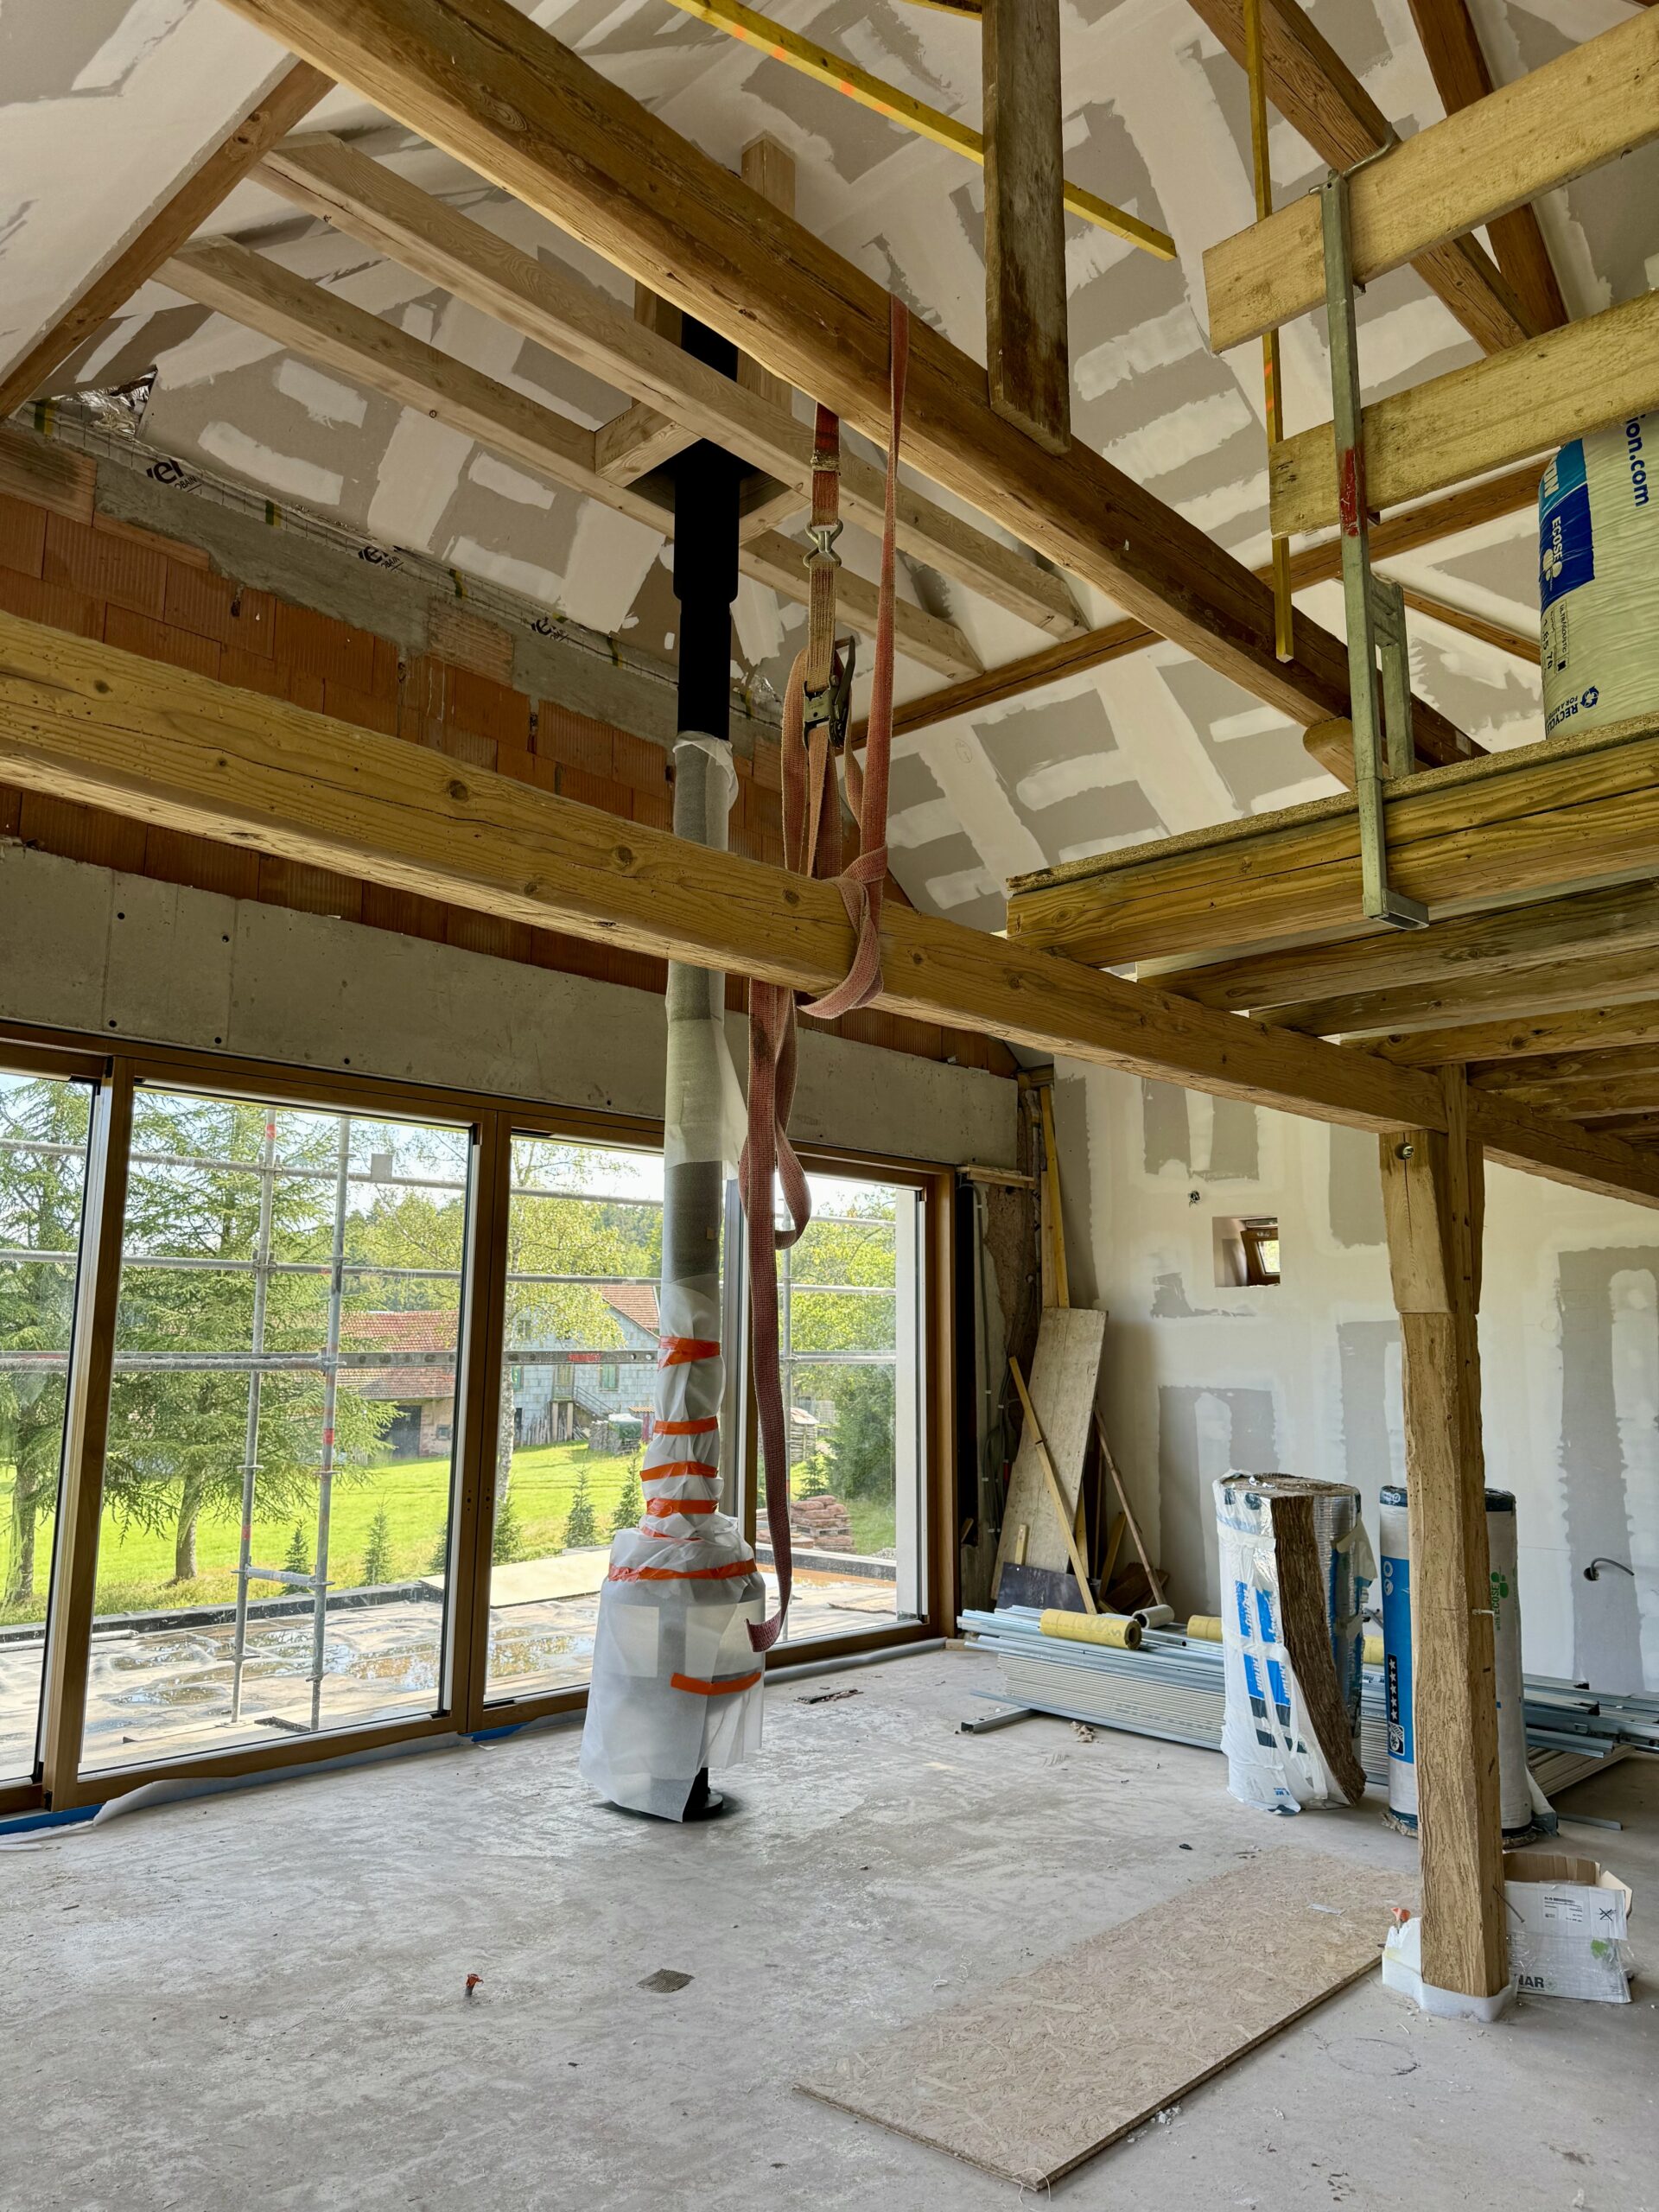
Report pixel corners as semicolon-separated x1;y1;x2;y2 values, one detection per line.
982;0;1071;454
1379;1070;1509;2005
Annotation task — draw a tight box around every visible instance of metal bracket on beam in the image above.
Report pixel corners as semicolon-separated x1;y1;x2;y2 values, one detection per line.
1319;167;1428;934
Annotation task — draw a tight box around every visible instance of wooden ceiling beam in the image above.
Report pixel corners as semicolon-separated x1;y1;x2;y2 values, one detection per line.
218;0;1456;742
1271;289;1659;534
1205;6;1659;351
1467;1043;1659;1092
866;466;1540;753
259;134;1084;644
10;607;1657;1206
161;238;978;679
1374;996;1659;1068
1468;1090;1659;1209
1187;0;1534;354
1282;942;1659;1044
0;61;332;421
1005;714;1659;969
1161;880;1659;1019
1404;0;1568;336
0;607;1440;1135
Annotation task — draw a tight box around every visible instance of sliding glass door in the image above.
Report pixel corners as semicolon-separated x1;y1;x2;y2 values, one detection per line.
79;1087;474;1775
763;1167;927;1646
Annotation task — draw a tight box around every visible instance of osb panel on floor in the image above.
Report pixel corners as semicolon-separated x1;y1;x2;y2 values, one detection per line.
798;1847;1417;2189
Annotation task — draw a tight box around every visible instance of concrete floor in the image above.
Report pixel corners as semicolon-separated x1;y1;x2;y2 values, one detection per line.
2;1648;1654;2211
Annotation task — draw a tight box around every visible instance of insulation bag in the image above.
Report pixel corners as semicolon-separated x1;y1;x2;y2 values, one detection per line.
1379;1484;1531;1835
1540;410;1659;737
1215;1472;1374;1813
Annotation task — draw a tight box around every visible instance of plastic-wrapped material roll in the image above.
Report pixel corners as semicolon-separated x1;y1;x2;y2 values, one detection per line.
1214;1472;1374;1813
1378;1484;1532;1835
1540;412;1659;738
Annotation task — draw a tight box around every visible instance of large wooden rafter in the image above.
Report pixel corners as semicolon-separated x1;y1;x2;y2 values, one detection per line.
1205;6;1659;352
868;467;1540;754
257;133;1085;644
1187;0;1538;354
160;237;979;681
5;608;1659;1213
211;0;1462;749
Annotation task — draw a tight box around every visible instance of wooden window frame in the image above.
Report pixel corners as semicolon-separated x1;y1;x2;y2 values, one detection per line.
0;1024;956;1818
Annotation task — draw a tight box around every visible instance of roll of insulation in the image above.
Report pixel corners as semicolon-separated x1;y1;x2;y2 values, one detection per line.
1213;1472;1372;1813
1185;1615;1224;1643
1039;1607;1142;1651
1378;1484;1532;1835
1540;412;1659;738
1132;1603;1175;1629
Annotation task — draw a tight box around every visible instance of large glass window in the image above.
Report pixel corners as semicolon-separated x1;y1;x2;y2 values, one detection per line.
763;1171;925;1644
485;1135;665;1704
0;1070;94;1782
80;1090;473;1774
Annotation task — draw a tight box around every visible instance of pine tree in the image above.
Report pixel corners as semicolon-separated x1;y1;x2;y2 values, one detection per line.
283;1522;312;1579
427;1522;450;1575
361;1504;393;1586
563;1465;599;1548
492;1487;524;1565
610;1462;644;1538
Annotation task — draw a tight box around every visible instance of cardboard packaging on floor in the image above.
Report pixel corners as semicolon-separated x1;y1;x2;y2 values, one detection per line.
1503;1853;1635;2004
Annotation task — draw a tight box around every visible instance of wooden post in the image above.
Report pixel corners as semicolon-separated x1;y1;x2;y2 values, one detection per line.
1379;1068;1509;2004
982;0;1071;454
738;136;797;413
40;1064;135;1807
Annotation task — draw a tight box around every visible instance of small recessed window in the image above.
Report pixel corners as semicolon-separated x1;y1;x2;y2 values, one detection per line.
1215;1214;1281;1287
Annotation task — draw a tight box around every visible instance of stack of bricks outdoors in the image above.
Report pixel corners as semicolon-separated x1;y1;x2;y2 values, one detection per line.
0;430;1012;1078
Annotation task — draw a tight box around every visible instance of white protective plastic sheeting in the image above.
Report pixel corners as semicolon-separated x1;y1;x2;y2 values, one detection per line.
579;737;766;1820
1215;1472;1374;1814
1540;410;1659;737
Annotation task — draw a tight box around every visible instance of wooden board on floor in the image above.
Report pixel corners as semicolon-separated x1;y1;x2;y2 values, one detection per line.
797;1848;1416;2189
993;1306;1107;1584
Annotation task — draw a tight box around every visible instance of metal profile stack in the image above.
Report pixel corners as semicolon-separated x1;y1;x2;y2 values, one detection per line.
960;1609;1657;1790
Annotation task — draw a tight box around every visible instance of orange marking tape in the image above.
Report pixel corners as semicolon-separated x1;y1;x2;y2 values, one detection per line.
609;1560;756;1582
646;1497;717;1516
671;1669;763;1698
658;1336;720;1366
643;1459;720;1480
655;1417;719;1435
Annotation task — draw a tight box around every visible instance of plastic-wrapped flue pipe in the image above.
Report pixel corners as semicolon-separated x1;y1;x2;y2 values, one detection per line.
579;737;766;1819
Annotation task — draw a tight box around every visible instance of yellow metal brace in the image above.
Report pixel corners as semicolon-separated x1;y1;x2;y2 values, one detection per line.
662;0;1176;259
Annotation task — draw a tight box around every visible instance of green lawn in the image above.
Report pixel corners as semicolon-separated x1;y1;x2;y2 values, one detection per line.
0;1440;638;1626
1;1440;899;1627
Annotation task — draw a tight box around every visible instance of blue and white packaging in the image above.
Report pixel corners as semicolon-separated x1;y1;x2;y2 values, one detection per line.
1540;412;1659;737
1214;1472;1373;1813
